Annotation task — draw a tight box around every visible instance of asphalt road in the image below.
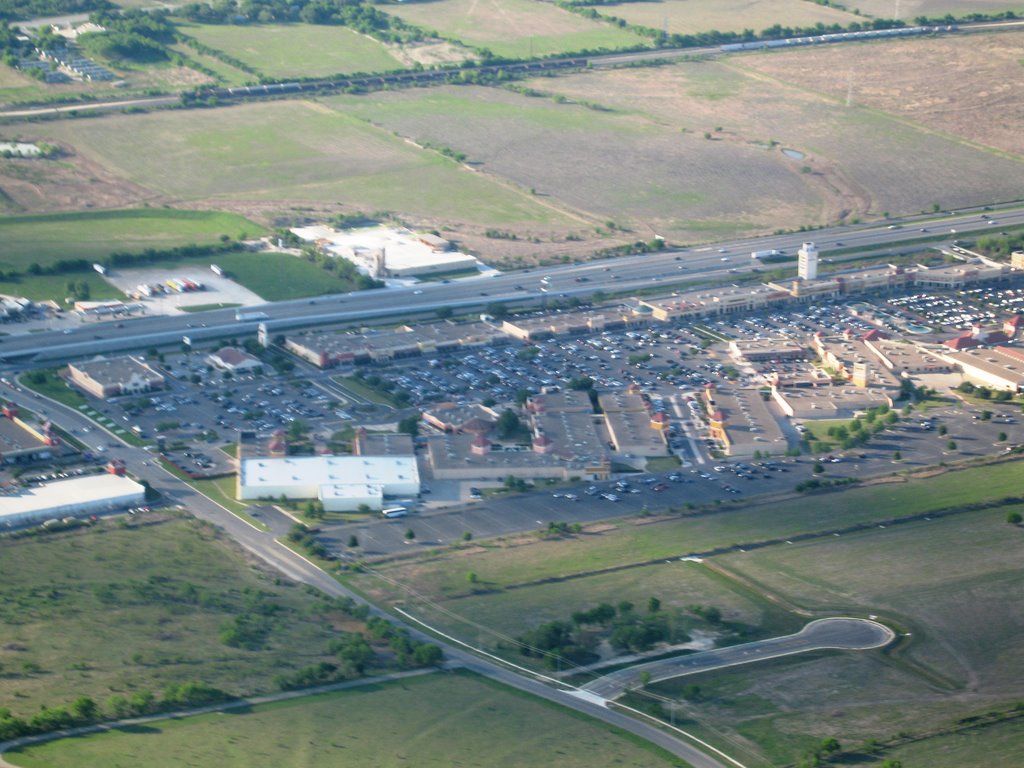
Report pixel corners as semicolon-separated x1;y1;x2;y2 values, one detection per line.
3;206;1023;367
0;381;735;768
582;618;895;700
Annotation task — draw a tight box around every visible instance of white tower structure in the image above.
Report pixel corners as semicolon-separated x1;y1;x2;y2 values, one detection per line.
798;242;819;280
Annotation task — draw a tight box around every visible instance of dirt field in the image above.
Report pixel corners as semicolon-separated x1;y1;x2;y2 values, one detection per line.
599;0;860;35
0;147;160;214
104;266;266;311
527;54;1024;220
326;85;818;242
737;31;1024;158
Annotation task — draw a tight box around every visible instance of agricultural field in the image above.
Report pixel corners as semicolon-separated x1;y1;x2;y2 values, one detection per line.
536;52;1024;222
0;209;261;271
522;54;1024;225
37;100;574;233
595;0;860;36
737;30;1024;158
5;672;687;768
180;23;406;79
326;84;817;241
642;505;1024;767
854;0;1024;18
0;513;355;719
383;0;650;58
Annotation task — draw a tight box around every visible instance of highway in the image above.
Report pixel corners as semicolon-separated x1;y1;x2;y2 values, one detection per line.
582;618;895;700
2;205;1023;367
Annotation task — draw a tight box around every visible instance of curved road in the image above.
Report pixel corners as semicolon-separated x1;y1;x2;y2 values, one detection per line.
582;618;894;699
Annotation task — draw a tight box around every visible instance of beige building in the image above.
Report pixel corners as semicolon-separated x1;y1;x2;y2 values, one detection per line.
207;347;263;374
701;384;788;457
939;346;1024;392
598;392;668;457
68;356;165;399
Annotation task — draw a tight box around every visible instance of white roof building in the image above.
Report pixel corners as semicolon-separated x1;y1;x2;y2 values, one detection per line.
0;474;145;529
291;225;478;278
238;455;419;511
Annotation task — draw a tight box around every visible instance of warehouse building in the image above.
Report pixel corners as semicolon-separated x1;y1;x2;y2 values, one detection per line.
0;474;145;529
237;455;419;511
68;356;165;399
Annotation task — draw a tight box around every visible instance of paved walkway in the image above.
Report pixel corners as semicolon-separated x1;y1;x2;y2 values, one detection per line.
582;617;895;700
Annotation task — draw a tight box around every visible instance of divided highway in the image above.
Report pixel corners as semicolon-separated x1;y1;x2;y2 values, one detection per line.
2;206;1022;367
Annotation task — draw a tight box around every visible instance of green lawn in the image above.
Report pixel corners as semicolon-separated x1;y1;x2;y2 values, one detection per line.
181;23;405;78
0;514;359;718
352;459;1024;604
0;272;122;305
0;209;261;272
208;252;364;301
6;671;688;768
334;375;399;407
18;369;88;409
385;0;649;59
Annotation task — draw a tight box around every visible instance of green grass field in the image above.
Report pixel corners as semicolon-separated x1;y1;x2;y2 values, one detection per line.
385;0;649;59
40;102;570;229
398;559;802;657
0;209;261;272
185;251;358;302
0;514;351;718
6;671;688;768
181;23;405;78
352;459;1024;606
597;0;860;36
0;272;121;305
853;0;1024;18
633;505;1024;767
168;42;254;86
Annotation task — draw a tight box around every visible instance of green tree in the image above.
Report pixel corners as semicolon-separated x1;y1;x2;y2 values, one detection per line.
496;408;521;439
347;534;359;548
70;696;99;723
938;424;948;436
820;737;841;755
462;531;473;541
947;440;957;451
1007;511;1022;525
413;643;444;667
286;419;309;442
893;450;902;461
435;306;453;320
404;528;415;541
813;461;825;474
398;415;420;436
998;432;1008;442
647;596;661;613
